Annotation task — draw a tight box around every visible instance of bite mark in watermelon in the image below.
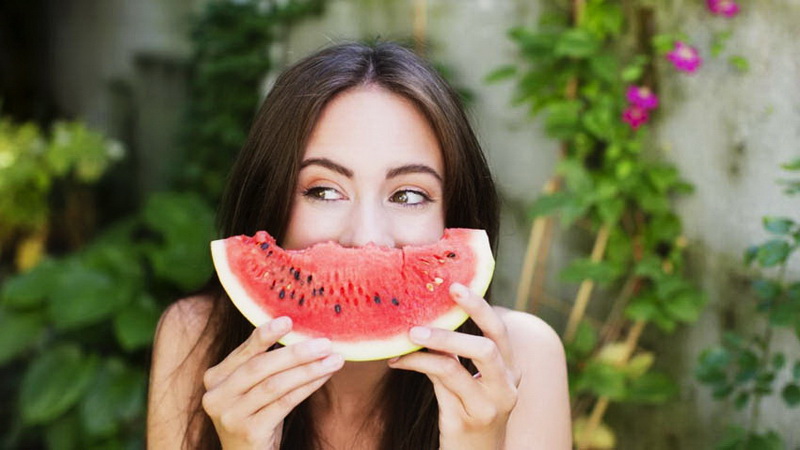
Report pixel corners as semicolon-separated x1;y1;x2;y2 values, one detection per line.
210;228;494;361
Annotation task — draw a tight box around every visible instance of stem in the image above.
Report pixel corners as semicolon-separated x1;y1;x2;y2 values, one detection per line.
515;179;558;311
412;0;427;56
565;225;612;342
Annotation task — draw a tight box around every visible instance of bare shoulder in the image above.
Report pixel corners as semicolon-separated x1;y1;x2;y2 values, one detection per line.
493;306;572;449
493;306;566;363
148;295;215;448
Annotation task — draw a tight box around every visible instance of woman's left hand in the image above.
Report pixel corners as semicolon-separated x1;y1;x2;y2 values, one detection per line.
387;283;522;450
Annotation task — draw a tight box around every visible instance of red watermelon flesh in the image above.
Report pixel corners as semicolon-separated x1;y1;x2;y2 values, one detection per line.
211;228;494;361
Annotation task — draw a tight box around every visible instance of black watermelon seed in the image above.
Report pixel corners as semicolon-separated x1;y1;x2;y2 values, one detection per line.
319;287;324;295
289;267;294;274
334;304;342;314
290;291;295;299
373;295;381;304
392;298;399;306
267;250;273;256
270;280;276;289
307;275;312;283
447;252;456;258
298;296;305;306
312;288;317;296
279;289;285;299
293;271;300;281
260;243;270;250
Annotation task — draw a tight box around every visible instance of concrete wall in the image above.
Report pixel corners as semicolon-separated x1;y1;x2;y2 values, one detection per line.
45;0;800;446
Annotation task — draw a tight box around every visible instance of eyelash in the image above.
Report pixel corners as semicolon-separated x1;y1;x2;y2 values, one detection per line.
301;187;433;206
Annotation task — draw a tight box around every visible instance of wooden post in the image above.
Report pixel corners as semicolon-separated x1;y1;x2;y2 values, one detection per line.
515;179;558;311
564;224;611;342
412;0;427;56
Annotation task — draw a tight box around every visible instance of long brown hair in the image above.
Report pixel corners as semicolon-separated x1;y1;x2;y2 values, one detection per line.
185;40;500;449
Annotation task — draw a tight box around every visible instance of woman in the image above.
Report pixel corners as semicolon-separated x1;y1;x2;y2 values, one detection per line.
148;41;571;449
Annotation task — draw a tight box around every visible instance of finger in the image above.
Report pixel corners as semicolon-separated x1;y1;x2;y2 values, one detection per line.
249;369;336;429
449;283;515;365
237;353;344;417
204;317;292;390
408;326;508;385
210;337;334;400
389;351;486;419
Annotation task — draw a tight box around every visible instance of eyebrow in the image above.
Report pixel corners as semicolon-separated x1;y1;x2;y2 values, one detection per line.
300;158;443;183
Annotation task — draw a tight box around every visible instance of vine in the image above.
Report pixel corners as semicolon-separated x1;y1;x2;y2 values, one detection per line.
487;0;744;446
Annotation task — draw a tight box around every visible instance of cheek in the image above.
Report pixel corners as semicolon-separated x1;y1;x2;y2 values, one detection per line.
390;208;446;247
282;201;349;250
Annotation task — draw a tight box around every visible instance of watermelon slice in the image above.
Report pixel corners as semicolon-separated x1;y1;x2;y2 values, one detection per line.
210;228;494;361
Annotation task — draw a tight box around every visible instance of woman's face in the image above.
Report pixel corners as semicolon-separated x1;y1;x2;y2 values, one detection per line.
283;86;445;250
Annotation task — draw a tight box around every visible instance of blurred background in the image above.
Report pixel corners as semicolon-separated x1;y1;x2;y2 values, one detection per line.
1;0;799;448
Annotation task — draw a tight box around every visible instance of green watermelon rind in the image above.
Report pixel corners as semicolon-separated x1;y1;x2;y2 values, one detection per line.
211;229;494;361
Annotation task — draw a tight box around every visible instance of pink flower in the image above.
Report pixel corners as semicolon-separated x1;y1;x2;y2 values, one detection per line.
666;41;702;73
707;0;740;17
626;86;659;110
623;106;649;130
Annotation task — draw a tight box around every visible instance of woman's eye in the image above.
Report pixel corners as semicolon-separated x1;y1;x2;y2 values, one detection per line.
389;190;430;205
303;187;343;201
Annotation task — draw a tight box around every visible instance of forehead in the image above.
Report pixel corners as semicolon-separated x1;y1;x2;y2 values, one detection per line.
303;85;443;170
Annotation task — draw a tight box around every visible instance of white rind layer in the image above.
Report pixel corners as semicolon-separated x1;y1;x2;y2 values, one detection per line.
210;229;493;361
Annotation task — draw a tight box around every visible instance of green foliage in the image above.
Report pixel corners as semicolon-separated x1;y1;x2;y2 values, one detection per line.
696;161;800;446
0;117;123;241
1;192;215;447
179;0;326;201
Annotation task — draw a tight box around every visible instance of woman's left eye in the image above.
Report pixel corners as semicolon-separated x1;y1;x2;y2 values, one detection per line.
389;190;431;205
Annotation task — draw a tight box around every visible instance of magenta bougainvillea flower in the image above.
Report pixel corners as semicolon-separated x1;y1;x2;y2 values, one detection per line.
707;0;740;17
626;86;659;110
622;106;649;130
666;41;702;73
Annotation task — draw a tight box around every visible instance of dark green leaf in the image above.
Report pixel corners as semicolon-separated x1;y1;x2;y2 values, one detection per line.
20;345;98;424
588;53;618;83
113;295;161;351
794;361;800;380
712;383;733;399
663;291;704;323
734;391;750;410
625;372;677;403
743;245;759;266
1;259;60;309
625;296;659;322
596;198;625;225
772;353;786;370
560;259;623;286
756;240;791;267
743;431;783;450
763;217;795;235
782;384;800;407
752;279;782;301
44;412;81;450
79;359;147;438
48;260;131;330
577;361;627;400
0;310;45;364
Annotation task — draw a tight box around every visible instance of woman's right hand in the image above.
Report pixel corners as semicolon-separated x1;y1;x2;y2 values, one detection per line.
201;316;344;449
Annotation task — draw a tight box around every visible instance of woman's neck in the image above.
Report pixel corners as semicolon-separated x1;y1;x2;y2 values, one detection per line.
311;359;390;420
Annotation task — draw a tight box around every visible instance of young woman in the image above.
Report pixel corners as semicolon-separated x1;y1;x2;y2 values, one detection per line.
148;41;571;449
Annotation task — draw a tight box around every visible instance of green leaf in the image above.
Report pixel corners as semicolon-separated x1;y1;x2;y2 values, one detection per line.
763;217;795;235
560;259;623;286
663;291;703;323
570;321;598;358
625;296;659;322
79;359;147;438
716;425;747;450
794;361;800;380
772;353;786;370
113;295;161;351
544;100;582;139
588;53;618;83
752;279;782;301
577;361;628;400
733;391;750;410
20;345;98;424
743;245;759;266
728;55;749;73
782;384;800;407
596;198;625;225
553;29;599;58
529;192;571;218
1;258;60;309
781;158;800;171
0;309;46;364
743;431;783;450
625;372;677;403
48;260;131;330
696;347;731;384
756;240;791;267
484;65;517;83
44;412;81;450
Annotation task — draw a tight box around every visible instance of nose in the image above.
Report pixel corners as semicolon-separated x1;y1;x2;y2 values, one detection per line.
339;200;395;248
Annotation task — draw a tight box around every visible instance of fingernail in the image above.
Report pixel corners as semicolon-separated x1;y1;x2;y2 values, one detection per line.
387;357;399;364
409;326;431;342
270;316;292;332
450;283;469;299
306;338;332;355
322;353;343;368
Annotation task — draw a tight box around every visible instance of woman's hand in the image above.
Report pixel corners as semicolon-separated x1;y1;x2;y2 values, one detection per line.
201;317;344;449
387;283;521;450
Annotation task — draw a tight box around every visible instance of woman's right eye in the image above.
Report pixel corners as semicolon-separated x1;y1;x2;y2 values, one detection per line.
303;186;343;201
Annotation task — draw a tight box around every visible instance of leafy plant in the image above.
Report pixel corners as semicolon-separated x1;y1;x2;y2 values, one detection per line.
696;159;800;450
